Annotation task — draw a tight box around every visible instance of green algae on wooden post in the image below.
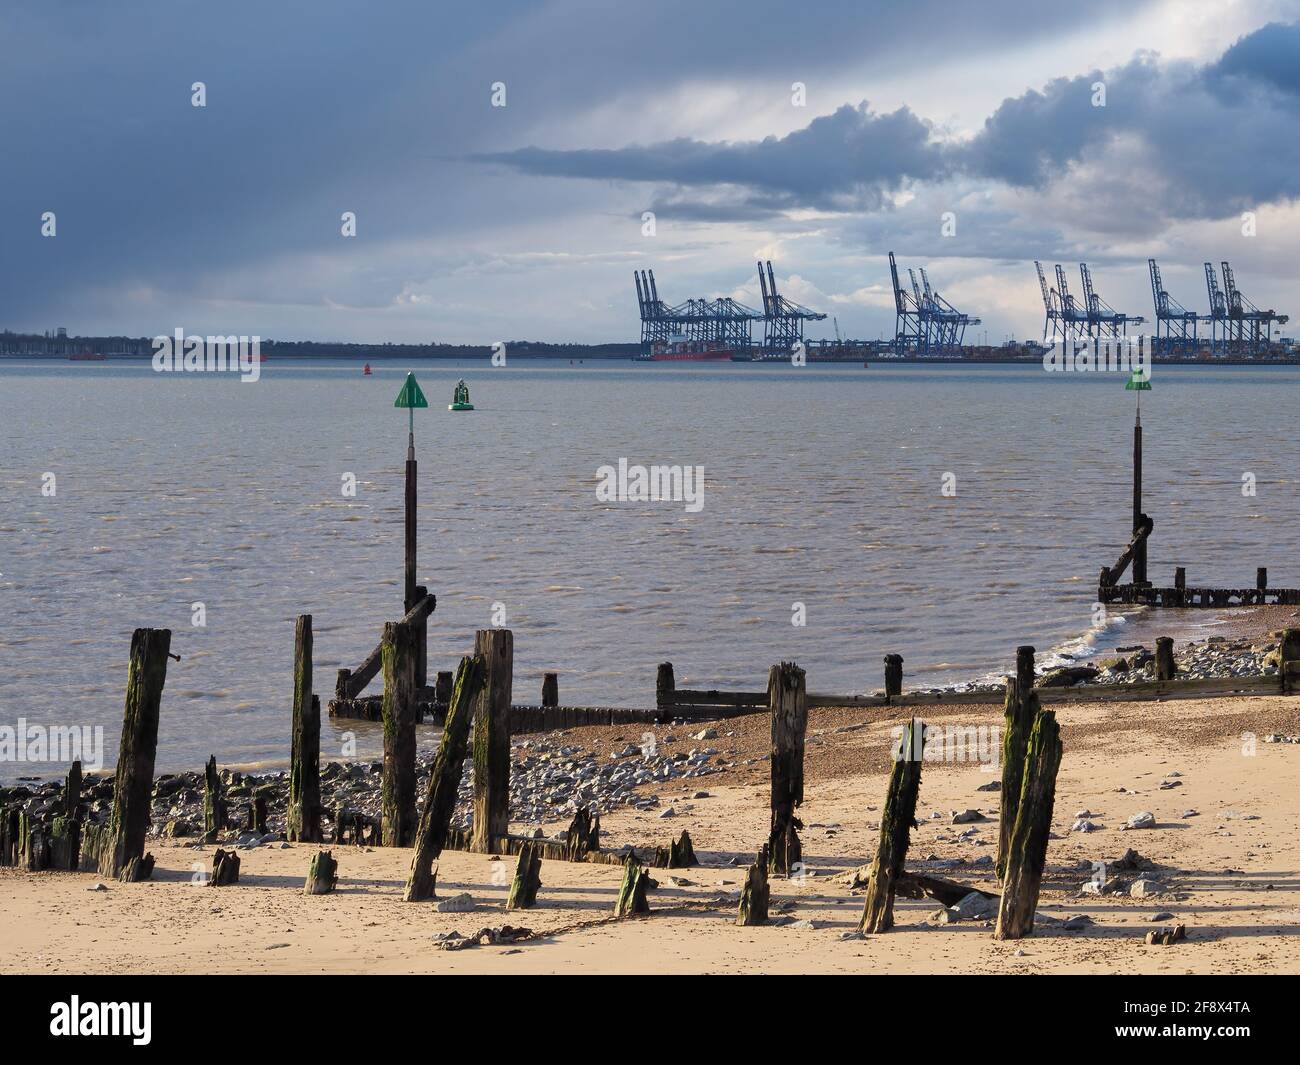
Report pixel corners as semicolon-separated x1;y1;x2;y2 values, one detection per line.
405;654;485;901
288;614;322;843
614;857;651;917
994;707;1063;940
305;850;338;895
471;628;514;853
768;661;807;876
100;628;171;880
381;619;419;848
859;717;924;933
737;845;770;926
997;647;1038;882
506;843;542;910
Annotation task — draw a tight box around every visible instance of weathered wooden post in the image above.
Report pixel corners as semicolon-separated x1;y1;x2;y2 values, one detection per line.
288;614;322;843
1015;644;1035;697
100;628;171;881
994;708;1063;940
737;845;770;926
247;791;269;834
859;717;924;933
541;672;559;709
304;850;338;895
768;661;807;876
1155;636;1176;682
203;755;226;840
997;674;1036;883
471;628;513;853
381;619;418;847
656;662;675;711
405;655;485;901
1279;628;1300;695
63;760;82;819
883;653;903;699
434;670;453;708
614;857;651;917
1132;408;1148;585
1257;568;1268;600
506;843;542;910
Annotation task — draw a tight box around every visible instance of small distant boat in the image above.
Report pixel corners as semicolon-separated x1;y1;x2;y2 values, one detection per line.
363;363;372;376
68;351;106;361
448;379;474;411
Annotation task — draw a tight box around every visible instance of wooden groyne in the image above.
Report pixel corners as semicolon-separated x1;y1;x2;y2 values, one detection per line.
1098;409;1300;607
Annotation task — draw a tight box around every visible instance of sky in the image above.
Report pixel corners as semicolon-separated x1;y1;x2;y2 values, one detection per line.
2;0;1300;345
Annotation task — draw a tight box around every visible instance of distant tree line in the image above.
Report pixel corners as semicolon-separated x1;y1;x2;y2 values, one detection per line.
0;330;641;359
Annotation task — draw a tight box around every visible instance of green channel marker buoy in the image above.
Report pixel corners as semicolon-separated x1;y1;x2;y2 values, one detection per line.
449;378;474;411
1125;366;1151;416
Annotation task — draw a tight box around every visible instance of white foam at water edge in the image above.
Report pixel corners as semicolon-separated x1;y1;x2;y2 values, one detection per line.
1037;609;1138;672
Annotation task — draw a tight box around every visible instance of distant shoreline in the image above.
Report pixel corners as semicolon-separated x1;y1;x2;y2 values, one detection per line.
6;353;1300;368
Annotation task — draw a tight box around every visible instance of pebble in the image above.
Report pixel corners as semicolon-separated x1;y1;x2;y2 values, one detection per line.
436;893;476;913
1124;811;1156;830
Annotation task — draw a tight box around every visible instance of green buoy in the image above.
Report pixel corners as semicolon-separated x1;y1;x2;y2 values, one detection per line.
449;378;474;411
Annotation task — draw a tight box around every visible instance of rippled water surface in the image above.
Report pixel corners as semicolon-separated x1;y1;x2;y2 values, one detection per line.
1;358;1296;778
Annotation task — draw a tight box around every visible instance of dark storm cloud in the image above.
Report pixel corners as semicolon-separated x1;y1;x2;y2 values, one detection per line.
480;104;949;211
485;21;1300;225
0;0;1149;330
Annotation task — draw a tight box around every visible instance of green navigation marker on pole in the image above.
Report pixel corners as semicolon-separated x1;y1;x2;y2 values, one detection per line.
1125;369;1152;391
394;371;428;445
394;372;428;409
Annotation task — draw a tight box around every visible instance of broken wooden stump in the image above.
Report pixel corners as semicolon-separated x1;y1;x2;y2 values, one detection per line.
63;760;82;819
767;661;807;876
506;843;542;910
737;845;770;926
405;654;485;901
381;618;419;847
471;628;513;853
287;614;322;843
614;857;651;917
859;717;924;933
119;853;154;883
563;807;600;861
1155;636;1176;682
654;830;697;869
304;850;338;895
100;627;171;880
210;848;240;886
203;755;226;841
246;791;269;835
994;707;1063;940
1145;923;1186;946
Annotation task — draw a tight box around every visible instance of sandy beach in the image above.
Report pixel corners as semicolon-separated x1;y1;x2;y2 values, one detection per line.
4;679;1298;975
